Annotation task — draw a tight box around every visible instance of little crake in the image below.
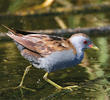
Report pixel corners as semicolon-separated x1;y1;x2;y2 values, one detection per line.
4;26;99;91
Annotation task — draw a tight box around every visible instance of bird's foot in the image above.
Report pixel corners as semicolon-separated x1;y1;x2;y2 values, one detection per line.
14;85;36;92
61;85;78;91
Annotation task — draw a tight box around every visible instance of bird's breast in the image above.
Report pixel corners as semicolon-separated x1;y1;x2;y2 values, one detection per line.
38;49;83;72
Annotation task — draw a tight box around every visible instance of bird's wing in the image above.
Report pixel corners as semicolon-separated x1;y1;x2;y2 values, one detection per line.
7;33;76;57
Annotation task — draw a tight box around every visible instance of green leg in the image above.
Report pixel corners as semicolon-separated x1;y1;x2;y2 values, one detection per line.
16;65;36;92
19;65;32;87
43;72;63;89
43;72;78;91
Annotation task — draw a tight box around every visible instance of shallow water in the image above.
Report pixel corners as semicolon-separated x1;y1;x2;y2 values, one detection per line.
0;10;110;100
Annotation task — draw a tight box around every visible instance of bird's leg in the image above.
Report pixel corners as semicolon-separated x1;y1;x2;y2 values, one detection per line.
43;72;78;91
0;65;35;92
19;65;32;87
43;72;63;90
15;65;36;92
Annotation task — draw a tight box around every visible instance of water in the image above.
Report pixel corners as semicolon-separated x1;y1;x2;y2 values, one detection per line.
0;5;110;100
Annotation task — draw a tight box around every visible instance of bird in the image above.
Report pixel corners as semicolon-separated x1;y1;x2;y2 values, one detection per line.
3;25;99;91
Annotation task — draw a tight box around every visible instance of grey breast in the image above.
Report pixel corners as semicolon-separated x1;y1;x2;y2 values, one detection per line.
37;50;78;72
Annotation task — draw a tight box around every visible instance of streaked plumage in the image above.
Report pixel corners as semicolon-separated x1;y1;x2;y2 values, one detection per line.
4;25;98;90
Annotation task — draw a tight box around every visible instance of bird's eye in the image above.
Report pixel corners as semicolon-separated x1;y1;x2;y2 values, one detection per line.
83;40;88;44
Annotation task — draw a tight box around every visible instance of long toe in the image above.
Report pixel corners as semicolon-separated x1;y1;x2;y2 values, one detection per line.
62;85;78;91
15;85;36;92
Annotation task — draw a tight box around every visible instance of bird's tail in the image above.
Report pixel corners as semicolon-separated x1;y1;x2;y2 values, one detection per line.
2;24;35;35
2;24;19;39
2;25;16;34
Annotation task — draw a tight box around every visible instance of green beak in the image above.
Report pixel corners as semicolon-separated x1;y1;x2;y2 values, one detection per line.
88;44;99;50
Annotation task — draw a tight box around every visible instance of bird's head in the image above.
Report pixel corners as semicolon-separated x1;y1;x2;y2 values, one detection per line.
69;33;99;51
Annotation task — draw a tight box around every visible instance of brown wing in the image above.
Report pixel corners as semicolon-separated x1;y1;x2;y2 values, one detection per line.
7;32;73;57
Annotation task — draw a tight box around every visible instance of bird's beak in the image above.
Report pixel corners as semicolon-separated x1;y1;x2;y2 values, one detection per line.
88;44;99;50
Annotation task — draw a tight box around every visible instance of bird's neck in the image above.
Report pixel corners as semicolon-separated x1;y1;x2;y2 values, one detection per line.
75;47;84;60
67;39;84;60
